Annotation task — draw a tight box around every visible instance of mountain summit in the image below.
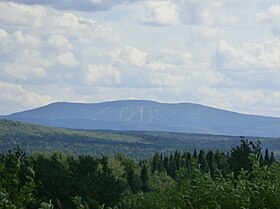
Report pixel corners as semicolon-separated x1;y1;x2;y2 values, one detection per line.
2;100;280;137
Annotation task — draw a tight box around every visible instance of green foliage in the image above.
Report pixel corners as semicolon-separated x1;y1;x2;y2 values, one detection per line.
39;200;54;209
1;140;280;209
0;147;36;209
72;196;88;209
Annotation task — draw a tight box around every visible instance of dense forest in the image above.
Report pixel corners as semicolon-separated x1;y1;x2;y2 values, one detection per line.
1;119;280;159
0;140;278;209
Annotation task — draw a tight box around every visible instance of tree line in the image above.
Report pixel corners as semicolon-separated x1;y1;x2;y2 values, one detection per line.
0;139;278;209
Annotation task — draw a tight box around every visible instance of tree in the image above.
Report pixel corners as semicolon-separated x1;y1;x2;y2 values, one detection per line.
151;153;163;173
264;149;270;165
0;147;36;209
206;150;216;176
140;164;149;192
230;139;262;175
198;150;209;172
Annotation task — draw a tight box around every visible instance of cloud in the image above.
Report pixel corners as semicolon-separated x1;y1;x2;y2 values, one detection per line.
215;39;280;71
1;1;280;118
150;49;192;66
4;0;143;11
2;64;47;80
0;29;42;53
256;4;280;36
0;2;46;27
108;45;222;89
47;34;73;51
56;52;79;68
197;86;280;117
0;80;53;110
140;1;179;26
0;2;118;83
110;46;148;66
85;64;121;86
256;4;280;22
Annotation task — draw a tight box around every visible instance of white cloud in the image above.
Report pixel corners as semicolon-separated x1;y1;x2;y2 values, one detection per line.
1;1;280;117
85;64;121;86
2;64;47;80
140;1;179;26
0;29;42;53
257;4;280;22
150;49;192;66
56;52;79;68
197;86;280;117
0;2;46;27
110;46;148;66
47;34;73;51
0;80;53;108
215;39;280;71
0;2;118;83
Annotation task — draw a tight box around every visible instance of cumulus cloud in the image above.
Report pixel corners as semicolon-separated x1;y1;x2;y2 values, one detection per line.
257;4;280;22
0;80;53;109
85;64;121;86
1;0;280;117
2;64;47;80
215;39;280;71
110;46;148;66
0;2;118;84
47;34;73;51
56;52;79;68
107;45;222;89
256;4;280;36
0;29;42;53
196;87;280;117
0;2;46;27
140;1;179;26
150;49;192;66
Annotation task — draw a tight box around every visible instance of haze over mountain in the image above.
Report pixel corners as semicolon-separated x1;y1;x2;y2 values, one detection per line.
1;100;280;137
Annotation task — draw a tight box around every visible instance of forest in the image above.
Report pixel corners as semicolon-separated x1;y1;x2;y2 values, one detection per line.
1;119;280;160
0;139;278;209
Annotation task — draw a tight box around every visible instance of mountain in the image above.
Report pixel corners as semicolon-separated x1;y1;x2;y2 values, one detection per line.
1;100;280;137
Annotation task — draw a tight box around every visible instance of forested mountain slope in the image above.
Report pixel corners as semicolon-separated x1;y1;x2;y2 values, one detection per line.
1;119;280;159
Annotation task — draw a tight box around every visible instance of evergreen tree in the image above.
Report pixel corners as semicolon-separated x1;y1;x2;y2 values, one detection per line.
140;164;149;192
163;156;169;172
264;149;270;166
270;152;275;165
126;165;141;193
198;150;209;172
151;153;163;173
174;151;181;170
193;149;197;159
206;150;216;176
230;139;253;174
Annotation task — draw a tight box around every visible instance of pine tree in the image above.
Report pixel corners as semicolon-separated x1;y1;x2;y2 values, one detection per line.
140;164;149;192
270;152;275;165
198;150;209;172
163;156;169;172
193;149;197;159
206;150;216;176
264;149;270;165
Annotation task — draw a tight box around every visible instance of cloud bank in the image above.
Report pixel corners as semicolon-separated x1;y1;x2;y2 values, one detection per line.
0;1;280;118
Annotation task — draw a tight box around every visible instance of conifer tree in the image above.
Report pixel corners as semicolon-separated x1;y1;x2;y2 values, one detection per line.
140;164;149;192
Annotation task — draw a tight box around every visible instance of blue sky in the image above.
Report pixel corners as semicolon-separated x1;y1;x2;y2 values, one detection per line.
0;0;280;116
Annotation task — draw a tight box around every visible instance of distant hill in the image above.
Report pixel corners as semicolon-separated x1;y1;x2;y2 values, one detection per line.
1;119;280;159
1;100;280;137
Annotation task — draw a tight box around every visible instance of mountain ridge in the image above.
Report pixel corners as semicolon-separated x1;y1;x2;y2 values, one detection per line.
2;100;280;137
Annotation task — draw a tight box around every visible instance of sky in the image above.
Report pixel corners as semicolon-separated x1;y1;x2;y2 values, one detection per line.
0;0;280;117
